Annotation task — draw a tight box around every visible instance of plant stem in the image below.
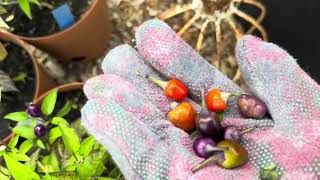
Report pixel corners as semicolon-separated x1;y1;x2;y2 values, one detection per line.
205;146;228;153
240;126;256;135
220;92;241;102
191;155;223;173
41;2;54;9
200;87;207;111
147;75;168;89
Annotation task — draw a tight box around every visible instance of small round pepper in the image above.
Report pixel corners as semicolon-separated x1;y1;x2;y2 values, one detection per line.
147;75;188;101
205;89;228;112
168;102;196;131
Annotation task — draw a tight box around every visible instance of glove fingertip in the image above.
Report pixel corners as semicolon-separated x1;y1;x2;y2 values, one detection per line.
83;74;117;100
102;44;142;74
236;35;291;70
135;18;180;70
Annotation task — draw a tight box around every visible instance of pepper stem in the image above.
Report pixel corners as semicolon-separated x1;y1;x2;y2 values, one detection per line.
220;92;241;102
191;155;224;173
170;102;179;109
240;125;256;135
146;75;168;89
205;145;228;153
200;87;208;112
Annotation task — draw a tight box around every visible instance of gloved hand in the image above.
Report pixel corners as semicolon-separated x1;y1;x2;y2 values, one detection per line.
81;19;320;179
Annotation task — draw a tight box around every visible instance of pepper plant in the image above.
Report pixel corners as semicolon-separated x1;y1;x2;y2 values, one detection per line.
1;89;122;179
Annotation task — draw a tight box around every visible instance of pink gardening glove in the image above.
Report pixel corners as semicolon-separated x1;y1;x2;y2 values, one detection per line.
81;19;320;179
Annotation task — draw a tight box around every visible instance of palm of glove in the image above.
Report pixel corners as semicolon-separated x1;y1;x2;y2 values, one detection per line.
81;19;320;179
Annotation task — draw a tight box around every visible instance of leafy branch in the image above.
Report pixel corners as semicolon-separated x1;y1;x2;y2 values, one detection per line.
1;89;122;179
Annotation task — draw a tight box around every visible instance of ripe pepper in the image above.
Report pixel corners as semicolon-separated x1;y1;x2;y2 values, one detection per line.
147;75;188;101
168;102;196;131
205;89;230;113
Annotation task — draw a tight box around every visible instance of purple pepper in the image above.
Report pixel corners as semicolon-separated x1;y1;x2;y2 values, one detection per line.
196;88;223;139
224;125;242;143
224;125;256;143
34;124;46;137
193;137;224;158
27;104;42;117
237;94;267;119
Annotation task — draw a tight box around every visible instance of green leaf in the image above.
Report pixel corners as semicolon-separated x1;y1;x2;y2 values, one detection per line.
48;151;60;172
96;178;116;180
42;173;52;180
263;163;277;170
51;117;69;126
79;136;95;156
40;152;59;172
0;17;10;31
59;124;80;154
5;14;14;22
64;156;76;171
0;166;10;176
29;0;41;6
13;125;36;139
48;126;62;144
8;135;19;149
77;155;107;179
25;149;40;171
19;140;33;154
76;159;95;179
92;159;106;177
36;139;45;149
0;42;7;61
260;169;280;180
56;100;73;117
17;0;32;19
8;151;30;161
41;89;58;116
0;6;7;14
0;145;6;156
4;112;28;122
3;153;40;180
12;72;27;82
260;163;280;180
0;171;9;180
37;161;54;173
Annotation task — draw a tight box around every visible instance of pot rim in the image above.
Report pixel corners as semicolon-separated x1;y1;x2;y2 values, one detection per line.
34;82;84;105
0;29;40;102
17;0;101;41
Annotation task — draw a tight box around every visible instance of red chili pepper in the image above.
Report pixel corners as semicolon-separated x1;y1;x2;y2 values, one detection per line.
168;102;196;131
205;89;228;112
147;75;188;101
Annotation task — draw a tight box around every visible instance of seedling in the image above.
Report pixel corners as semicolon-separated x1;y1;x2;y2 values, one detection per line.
2;89;122;179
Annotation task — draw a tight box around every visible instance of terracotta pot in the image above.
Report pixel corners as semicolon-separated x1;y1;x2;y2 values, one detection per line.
0;82;84;145
0;29;56;101
19;0;111;63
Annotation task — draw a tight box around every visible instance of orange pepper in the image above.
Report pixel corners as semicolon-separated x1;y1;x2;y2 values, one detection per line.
168;102;196;131
205;89;228;112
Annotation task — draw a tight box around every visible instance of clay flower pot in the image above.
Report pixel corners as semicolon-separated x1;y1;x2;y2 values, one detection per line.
0;29;56;100
19;0;111;62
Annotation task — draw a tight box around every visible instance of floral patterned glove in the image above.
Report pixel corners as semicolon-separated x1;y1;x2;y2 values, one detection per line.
81;19;320;179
